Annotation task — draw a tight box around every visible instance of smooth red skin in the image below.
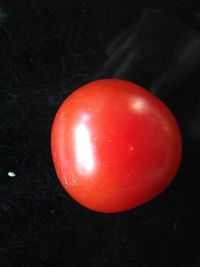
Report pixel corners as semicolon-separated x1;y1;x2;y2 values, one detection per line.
51;79;182;213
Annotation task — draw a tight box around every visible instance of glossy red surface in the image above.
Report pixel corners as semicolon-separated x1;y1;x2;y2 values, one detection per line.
51;79;182;213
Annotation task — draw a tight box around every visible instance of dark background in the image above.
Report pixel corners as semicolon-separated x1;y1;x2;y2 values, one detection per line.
0;0;200;266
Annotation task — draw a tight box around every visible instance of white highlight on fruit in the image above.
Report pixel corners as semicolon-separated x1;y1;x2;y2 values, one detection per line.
132;98;146;112
75;123;94;174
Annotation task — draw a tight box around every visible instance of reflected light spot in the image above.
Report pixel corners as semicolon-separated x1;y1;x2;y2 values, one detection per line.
75;123;94;174
132;98;146;112
8;171;16;177
81;114;90;121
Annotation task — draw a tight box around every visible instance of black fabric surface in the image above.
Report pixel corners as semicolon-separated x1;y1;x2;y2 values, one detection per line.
0;1;200;266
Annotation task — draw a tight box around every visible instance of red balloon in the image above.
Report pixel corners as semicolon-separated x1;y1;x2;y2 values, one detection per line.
51;79;182;213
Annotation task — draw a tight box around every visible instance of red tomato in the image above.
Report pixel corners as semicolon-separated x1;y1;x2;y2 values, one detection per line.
51;79;182;213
